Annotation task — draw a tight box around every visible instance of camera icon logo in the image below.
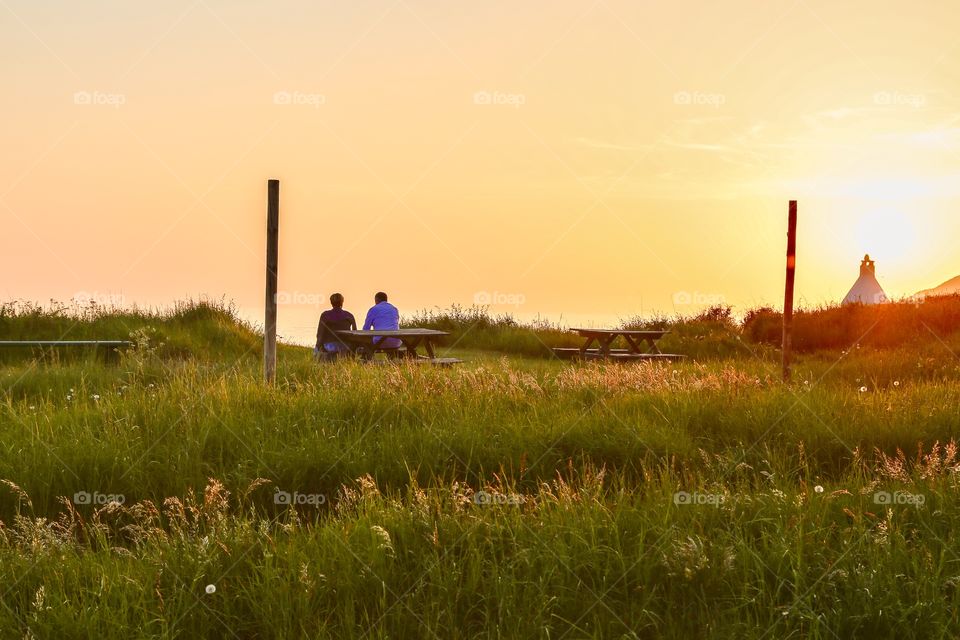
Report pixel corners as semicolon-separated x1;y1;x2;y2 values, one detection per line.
473;491;492;505
473;91;492;105
673;291;693;305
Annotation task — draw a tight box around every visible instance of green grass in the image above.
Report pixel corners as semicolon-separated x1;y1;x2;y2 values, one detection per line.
744;294;960;352
2;301;960;638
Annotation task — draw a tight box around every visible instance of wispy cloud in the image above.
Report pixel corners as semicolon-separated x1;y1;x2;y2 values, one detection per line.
572;137;654;152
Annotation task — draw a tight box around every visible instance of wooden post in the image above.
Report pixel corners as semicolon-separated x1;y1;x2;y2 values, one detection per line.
782;200;798;382
264;179;280;384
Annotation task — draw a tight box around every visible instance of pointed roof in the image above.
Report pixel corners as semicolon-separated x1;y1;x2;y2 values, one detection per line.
842;254;888;305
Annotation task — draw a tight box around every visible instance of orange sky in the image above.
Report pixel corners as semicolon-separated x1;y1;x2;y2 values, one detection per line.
3;1;959;342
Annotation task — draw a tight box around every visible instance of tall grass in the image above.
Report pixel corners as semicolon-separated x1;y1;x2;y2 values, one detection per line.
0;299;299;363
4;454;960;639
744;295;960;352
3;301;960;637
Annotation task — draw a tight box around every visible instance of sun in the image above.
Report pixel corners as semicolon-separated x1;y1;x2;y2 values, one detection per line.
854;208;917;266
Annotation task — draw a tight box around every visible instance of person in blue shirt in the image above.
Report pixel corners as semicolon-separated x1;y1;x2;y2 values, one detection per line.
315;293;357;360
362;292;402;350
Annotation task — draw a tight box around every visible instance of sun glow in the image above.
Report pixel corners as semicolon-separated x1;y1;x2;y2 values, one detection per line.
854;208;917;266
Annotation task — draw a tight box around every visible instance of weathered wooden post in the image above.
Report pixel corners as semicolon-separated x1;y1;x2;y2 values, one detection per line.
264;179;280;384
782;200;797;382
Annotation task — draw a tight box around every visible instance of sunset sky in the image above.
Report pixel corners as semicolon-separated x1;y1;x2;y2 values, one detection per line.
3;0;959;342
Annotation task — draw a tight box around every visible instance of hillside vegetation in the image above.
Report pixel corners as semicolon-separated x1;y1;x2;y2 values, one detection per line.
1;299;960;638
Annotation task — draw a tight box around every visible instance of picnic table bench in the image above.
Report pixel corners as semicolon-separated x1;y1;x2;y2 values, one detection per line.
553;329;684;362
335;329;462;366
0;340;132;363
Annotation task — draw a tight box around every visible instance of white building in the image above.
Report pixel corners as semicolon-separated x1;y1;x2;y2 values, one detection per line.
842;254;888;305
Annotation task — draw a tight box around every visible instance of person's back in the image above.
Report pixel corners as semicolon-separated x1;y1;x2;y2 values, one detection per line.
363;292;401;349
316;293;357;357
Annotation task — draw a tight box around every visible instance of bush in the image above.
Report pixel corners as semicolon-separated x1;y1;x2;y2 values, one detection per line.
742;296;960;352
0;299;264;363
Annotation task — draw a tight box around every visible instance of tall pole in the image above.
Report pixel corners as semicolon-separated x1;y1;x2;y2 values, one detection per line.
782;200;798;383
264;179;280;384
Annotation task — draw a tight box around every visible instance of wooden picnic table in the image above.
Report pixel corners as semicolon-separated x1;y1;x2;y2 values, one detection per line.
0;341;132;348
553;329;684;362
336;329;461;364
0;340;132;363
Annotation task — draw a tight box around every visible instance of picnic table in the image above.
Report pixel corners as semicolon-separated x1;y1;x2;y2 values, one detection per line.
0;340;132;363
335;329;462;365
552;329;684;362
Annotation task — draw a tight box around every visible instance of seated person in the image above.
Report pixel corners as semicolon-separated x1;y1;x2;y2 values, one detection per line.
315;293;357;359
362;291;402;351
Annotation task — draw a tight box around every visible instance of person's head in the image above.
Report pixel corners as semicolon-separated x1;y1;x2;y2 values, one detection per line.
330;293;344;309
374;291;388;304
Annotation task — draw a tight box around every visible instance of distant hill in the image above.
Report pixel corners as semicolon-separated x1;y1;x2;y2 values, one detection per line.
916;275;960;299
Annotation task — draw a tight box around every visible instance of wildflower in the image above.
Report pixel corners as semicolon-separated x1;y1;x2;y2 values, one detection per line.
814;485;824;494
894;381;901;387
205;584;216;594
91;394;100;400
859;386;867;393
371;525;395;554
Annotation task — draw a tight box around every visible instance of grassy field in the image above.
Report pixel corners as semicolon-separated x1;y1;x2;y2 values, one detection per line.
2;301;960;638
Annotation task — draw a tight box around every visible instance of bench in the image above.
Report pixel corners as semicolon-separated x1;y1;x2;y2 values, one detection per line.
552;347;632;359
0;340;132;363
370;357;464;367
584;352;685;362
422;357;464;366
552;348;684;363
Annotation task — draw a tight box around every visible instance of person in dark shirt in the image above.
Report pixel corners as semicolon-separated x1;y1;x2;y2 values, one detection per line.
315;293;357;360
